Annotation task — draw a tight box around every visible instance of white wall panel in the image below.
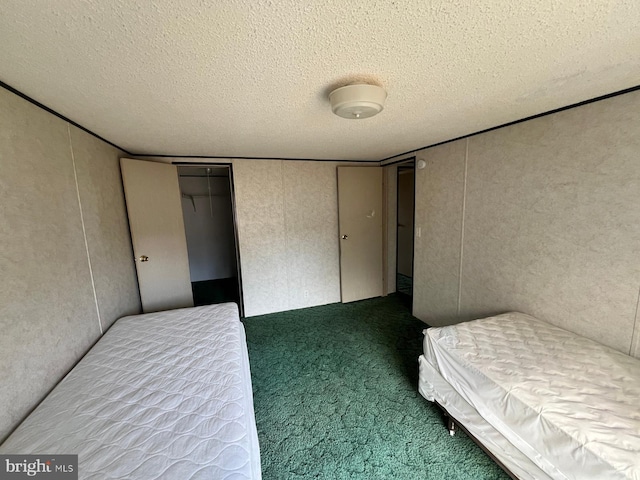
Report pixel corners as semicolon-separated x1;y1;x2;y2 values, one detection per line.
413;90;640;357
413;140;466;325
460;93;640;353
233;160;359;316
0;88;140;441
232;160;289;316
283;162;341;310
69;126;141;331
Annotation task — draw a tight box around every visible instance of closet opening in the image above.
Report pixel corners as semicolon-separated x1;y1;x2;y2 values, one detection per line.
177;165;243;314
396;159;415;298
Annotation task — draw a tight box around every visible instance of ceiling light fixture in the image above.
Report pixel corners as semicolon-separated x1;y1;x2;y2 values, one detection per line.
329;84;387;119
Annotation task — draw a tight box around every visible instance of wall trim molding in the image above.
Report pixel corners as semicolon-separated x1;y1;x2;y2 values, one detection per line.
4;79;639;165
150;158;380;165
381;83;640;165
0;80;132;154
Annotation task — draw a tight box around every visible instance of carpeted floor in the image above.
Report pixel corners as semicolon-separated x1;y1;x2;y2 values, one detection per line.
396;273;413;296
243;295;509;479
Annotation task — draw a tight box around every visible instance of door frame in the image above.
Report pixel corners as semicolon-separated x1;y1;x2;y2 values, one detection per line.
174;162;245;317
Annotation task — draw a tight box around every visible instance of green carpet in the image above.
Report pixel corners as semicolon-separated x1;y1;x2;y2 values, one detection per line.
396;274;413;296
243;295;509;479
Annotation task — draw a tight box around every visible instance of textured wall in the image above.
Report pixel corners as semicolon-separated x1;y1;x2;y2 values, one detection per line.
233;160;342;316
69;126;140;330
413;140;466;324
413;90;640;357
232;161;289;316
0;88;140;441
282;162;341;310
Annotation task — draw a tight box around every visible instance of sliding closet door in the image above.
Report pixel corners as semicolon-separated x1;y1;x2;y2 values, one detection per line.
120;158;193;312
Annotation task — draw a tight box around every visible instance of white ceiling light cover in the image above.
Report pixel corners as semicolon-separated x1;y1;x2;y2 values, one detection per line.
329;84;387;119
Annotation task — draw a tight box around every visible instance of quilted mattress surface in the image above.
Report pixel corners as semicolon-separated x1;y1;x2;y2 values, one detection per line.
1;303;261;479
425;312;640;480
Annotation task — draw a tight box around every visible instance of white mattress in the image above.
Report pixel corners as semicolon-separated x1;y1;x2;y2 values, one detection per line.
421;312;640;480
0;303;261;480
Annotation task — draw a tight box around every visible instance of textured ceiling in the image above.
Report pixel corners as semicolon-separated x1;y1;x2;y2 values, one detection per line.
1;1;639;161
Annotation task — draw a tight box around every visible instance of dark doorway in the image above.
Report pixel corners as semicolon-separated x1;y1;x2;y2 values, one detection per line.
178;165;243;312
396;161;415;297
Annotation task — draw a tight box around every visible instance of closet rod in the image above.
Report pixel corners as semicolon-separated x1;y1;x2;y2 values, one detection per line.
178;174;228;178
182;193;227;198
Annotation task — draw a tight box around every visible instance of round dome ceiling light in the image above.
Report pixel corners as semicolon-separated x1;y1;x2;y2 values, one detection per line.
329;84;387;119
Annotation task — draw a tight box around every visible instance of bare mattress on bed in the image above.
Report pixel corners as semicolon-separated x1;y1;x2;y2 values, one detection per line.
419;312;640;480
0;303;261;480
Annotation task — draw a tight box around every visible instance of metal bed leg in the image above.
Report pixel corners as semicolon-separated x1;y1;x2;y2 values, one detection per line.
433;402;518;479
446;416;457;436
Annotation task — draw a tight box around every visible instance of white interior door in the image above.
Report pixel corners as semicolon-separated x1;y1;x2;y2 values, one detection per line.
120;158;194;312
337;166;383;303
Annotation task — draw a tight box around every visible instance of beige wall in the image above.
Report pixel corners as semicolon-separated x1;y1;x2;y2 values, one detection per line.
413;140;466;324
413;90;640;358
132;157;375;317
69;127;141;330
0;88;140;441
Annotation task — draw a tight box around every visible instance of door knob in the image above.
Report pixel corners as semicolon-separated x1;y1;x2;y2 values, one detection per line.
138;255;149;262
341;235;348;240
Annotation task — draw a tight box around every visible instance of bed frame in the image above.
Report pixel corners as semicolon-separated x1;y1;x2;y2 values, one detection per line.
437;402;518;480
419;312;640;480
